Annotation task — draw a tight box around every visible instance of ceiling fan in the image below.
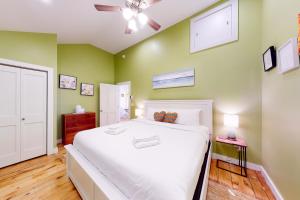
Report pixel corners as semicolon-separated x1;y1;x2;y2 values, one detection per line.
94;0;162;34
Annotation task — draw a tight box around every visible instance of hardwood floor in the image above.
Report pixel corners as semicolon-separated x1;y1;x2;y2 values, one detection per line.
208;160;276;200
0;146;275;200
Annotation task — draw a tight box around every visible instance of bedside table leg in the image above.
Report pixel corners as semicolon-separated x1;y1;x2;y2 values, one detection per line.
239;149;241;166
241;147;243;175
245;147;247;177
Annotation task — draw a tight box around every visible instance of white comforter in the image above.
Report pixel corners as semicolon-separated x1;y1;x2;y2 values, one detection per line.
73;119;209;200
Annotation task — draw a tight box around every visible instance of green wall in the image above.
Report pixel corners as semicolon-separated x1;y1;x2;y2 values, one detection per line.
261;0;300;199
0;31;58;147
115;0;262;163
57;44;114;139
2;1;300;197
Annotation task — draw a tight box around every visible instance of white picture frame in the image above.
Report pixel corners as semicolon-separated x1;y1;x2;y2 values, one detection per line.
277;37;300;74
152;68;195;89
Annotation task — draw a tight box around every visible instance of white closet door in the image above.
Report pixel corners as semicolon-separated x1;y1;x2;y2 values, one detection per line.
100;83;119;126
20;69;47;161
0;65;21;168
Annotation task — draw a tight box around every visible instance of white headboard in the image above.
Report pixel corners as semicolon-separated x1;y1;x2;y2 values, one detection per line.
143;100;213;133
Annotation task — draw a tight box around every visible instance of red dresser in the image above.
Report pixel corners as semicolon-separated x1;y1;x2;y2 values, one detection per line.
62;112;96;145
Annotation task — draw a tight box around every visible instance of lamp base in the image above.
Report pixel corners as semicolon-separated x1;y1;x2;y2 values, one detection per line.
227;132;237;141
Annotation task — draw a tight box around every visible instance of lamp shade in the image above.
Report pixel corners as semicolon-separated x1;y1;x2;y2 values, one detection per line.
224;114;239;128
135;108;143;118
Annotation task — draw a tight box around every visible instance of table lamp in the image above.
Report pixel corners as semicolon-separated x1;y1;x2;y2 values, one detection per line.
224;114;239;140
135;108;143;119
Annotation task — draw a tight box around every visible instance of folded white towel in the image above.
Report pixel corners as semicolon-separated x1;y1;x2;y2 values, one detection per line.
104;128;126;135
107;125;122;130
133;135;160;149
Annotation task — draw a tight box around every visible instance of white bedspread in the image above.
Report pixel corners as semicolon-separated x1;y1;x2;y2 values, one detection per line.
73;119;209;200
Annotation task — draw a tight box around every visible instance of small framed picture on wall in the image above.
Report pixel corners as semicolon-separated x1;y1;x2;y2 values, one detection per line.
59;74;77;90
263;46;277;72
80;83;94;96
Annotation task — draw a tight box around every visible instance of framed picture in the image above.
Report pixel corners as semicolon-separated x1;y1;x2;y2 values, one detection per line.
152;68;195;89
80;83;94;96
263;46;277;71
277;37;300;74
59;74;77;90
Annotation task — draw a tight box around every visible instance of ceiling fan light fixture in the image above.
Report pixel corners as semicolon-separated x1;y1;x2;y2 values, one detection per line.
138;13;148;25
140;1;149;10
122;8;134;20
128;19;138;32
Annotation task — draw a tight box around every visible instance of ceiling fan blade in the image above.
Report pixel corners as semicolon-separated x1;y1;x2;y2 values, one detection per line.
94;4;121;12
141;0;161;9
147;0;162;6
148;18;161;31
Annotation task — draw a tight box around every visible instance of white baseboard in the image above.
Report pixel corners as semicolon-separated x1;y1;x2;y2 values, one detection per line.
260;166;284;200
57;138;62;144
212;153;261;171
213;153;284;200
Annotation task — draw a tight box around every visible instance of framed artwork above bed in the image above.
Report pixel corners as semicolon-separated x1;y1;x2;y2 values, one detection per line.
152;68;195;89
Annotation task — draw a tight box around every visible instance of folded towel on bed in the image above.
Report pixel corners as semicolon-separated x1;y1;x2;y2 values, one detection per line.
104;128;126;135
133;135;160;149
107;125;123;130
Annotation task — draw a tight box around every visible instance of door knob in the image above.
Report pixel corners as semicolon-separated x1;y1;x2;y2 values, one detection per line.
22;118;25;121
100;110;103;112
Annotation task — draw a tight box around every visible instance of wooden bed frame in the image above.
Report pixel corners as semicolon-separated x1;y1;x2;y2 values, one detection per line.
65;100;213;200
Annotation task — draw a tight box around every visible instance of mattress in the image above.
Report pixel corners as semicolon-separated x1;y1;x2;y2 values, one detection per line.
73;119;209;200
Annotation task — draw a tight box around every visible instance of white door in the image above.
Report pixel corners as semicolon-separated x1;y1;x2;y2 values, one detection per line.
100;84;119;126
20;69;47;161
0;65;21;168
117;82;131;121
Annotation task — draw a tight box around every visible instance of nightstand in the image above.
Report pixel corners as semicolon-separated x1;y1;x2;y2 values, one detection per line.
216;135;247;177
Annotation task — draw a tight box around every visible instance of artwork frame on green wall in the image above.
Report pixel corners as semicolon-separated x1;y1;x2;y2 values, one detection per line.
59;74;77;90
152;68;195;89
263;46;277;71
80;83;94;96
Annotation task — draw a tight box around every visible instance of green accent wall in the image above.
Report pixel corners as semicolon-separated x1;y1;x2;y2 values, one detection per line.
115;0;262;163
0;31;58;147
57;44;114;139
261;0;300;199
1;0;300;197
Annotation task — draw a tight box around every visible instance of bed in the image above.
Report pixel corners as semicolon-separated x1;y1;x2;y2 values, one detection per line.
65;100;213;200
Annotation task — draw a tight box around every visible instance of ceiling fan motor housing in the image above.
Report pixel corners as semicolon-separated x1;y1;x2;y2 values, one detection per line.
125;0;147;12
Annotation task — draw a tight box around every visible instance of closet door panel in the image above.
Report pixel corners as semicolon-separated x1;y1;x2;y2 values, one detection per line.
0;65;21;167
20;69;47;161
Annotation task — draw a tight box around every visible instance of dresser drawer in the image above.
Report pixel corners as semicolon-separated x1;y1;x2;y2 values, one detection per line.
62;112;96;145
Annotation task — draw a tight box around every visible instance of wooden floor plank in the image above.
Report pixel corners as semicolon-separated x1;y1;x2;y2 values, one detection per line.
209;159;218;182
0;145;275;200
247;169;269;200
217;161;233;188
256;171;276;200
230;164;255;197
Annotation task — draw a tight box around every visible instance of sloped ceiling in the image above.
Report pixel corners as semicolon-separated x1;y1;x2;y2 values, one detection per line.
0;0;219;54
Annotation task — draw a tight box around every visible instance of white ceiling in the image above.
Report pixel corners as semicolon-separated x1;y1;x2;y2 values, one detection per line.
0;0;219;54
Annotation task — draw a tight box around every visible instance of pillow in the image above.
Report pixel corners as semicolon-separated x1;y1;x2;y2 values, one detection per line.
145;108;166;121
163;112;178;123
173;109;202;126
154;111;166;122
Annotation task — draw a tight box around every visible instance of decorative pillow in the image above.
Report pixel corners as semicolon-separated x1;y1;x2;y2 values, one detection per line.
154;111;166;122
163;112;178;123
172;109;202;126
